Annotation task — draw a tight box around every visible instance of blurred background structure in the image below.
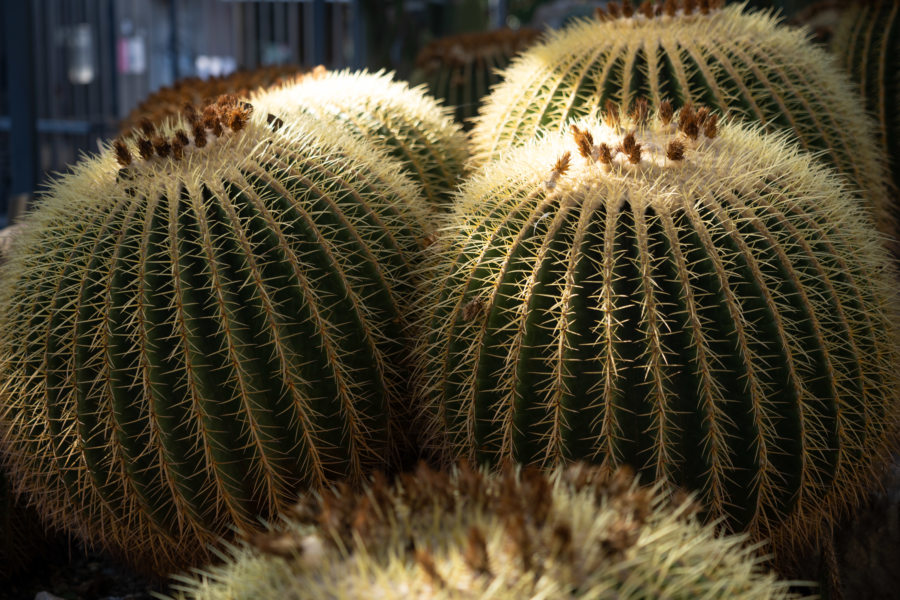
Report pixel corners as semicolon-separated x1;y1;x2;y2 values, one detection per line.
0;0;829;227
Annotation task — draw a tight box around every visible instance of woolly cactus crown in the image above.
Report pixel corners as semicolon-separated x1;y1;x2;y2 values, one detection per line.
470;0;895;238
414;104;900;553
0;96;432;573
167;463;804;600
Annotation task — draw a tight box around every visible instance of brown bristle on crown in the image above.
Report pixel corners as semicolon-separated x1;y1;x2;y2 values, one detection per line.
174;130;190;147
695;106;710;126
703;113;718;138
192;123;208;148
597;143;614;165
210;118;224;137
630;97;649;127
227;107;247;132
659;100;674;125
622;0;634;18
554;151;571;176
182;101;197;122
171;137;185;161
684;0;698;14
682;116;700;140
607;2;621;18
699;0;710;13
139;117;155;137
570;124;594;159
639;1;654;18
216;93;239;108
664;0;677;17
239;101;254;114
666;139;686;161
153;136;171;158
113;139;132;167
603;99;620;127
678;103;694;130
137;138;154;160
464;526;491;576
415;549;445;589
594;6;607;20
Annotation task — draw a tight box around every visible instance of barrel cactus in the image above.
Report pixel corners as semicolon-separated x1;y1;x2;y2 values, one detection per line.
167;463;803;600
119;64;304;134
411;28;542;129
0;96;432;574
252;69;468;211
470;0;895;240
414;105;900;553
832;0;899;220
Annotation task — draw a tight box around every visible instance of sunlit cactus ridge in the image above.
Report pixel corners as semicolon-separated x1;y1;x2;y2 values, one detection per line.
470;1;895;240
0;97;433;574
252;68;468;210
414;105;900;554
166;463;803;600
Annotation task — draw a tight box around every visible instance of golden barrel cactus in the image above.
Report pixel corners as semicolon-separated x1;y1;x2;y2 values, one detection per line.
414;104;900;553
0;97;432;574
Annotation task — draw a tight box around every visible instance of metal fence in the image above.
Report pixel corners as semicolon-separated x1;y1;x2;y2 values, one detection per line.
0;0;405;226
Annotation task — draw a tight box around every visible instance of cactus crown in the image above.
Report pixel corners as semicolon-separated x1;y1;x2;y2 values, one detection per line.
596;0;725;21
414;28;542;70
167;463;804;599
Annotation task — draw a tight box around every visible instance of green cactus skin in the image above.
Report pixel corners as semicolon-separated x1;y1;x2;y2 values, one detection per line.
414;108;900;555
832;0;899;224
469;0;895;241
166;463;806;600
252;69;468;211
411;28;542;130
0;100;433;574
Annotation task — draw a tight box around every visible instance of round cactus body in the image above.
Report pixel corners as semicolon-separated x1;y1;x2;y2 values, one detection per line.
470;0;895;240
411;28;542;129
252;69;468;211
166;463;803;600
832;0;900;223
0;97;432;574
415;106;900;551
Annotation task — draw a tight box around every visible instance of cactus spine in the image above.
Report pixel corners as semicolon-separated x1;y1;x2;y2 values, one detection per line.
167;463;803;600
832;0;900;227
0;97;432;574
470;1;895;240
415;106;900;552
411;28;542;129
252;69;468;210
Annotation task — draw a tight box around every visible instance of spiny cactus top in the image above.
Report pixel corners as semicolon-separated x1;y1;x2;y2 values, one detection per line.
414;104;900;553
0;95;432;574
832;0;900;233
166;463;803;600
470;0;895;240
411;28;542;128
252;68;468;210
119;64;304;134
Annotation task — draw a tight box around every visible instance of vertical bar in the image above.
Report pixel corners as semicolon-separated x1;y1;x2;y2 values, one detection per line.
3;0;37;217
169;0;179;80
351;0;365;69
310;0;326;66
287;2;300;65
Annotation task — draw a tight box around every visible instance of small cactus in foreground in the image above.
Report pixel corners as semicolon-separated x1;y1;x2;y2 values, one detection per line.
411;28;542;129
167;463;804;599
252;69;468;210
415;105;900;554
470;0;895;240
0;96;432;574
832;0;900;225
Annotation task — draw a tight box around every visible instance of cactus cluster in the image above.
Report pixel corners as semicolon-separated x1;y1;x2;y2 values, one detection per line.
167;463;803;600
119;64;304;134
252;69;468;210
412;28;542;128
414;105;900;551
832;0;899;225
470;1;895;240
0;94;432;574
